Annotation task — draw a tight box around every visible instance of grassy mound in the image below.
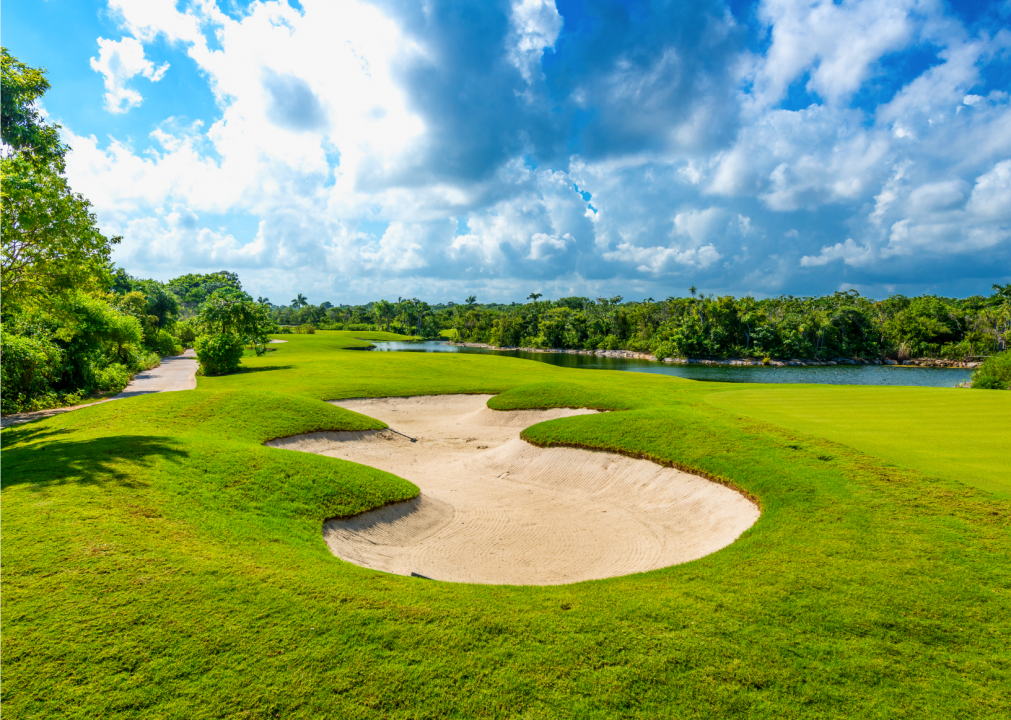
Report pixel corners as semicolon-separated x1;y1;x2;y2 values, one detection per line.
3;332;1009;718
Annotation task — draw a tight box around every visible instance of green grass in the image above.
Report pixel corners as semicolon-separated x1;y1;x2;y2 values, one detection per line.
3;332;1009;718
705;385;1011;497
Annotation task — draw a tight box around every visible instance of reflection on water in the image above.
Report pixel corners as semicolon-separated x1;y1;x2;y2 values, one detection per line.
370;341;973;388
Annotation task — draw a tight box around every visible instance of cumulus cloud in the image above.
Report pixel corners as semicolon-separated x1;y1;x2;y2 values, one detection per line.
53;0;1011;301
90;36;169;113
749;0;922;108
801;239;876;267
507;0;563;85
967;160;1011;221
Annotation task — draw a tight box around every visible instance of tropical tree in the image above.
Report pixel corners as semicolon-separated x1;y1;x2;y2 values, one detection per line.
991;283;1011;351
372;299;394;331
1;48;64;164
1;49;117;309
166;271;242;314
291;293;308;308
198;288;272;356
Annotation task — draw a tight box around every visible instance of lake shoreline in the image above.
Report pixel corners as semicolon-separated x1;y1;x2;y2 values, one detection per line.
447;342;982;369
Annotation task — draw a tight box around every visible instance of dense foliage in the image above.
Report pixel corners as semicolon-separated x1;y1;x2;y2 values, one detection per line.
0;50;155;413
193;333;245;376
165;270;244;315
265;286;1011;363
971;351;1011;390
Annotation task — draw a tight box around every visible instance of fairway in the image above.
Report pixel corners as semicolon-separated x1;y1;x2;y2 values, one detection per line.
706;385;1011;497
3;333;1009;719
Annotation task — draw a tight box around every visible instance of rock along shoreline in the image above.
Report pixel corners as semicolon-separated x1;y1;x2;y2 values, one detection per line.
447;343;983;369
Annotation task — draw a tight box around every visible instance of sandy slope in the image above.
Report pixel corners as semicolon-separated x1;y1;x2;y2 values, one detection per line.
266;395;759;585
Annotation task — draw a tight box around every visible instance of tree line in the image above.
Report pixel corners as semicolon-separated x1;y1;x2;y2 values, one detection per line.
268;287;1010;363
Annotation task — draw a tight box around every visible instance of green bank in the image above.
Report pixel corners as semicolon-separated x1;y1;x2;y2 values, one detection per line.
2;332;1009;719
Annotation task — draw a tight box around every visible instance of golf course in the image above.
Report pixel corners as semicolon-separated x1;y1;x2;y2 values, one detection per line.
2;331;1008;718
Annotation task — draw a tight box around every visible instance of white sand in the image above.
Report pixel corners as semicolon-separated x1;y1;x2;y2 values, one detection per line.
266;395;759;585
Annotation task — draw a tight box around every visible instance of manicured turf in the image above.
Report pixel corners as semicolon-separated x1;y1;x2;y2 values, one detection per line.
706;385;1011;497
2;332;1009;718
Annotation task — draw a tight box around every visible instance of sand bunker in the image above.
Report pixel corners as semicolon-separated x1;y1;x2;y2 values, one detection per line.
266;395;759;585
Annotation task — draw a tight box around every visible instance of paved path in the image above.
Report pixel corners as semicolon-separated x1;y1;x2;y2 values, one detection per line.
114;348;197;398
1;349;198;428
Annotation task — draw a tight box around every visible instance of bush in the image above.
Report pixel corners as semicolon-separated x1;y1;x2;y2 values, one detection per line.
150;329;183;356
175;319;198;346
294;324;316;334
971;351;1011;390
0;329;63;414
194;333;245;375
93;363;131;393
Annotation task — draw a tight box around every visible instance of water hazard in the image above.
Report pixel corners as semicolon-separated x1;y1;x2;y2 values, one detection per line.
370;341;973;387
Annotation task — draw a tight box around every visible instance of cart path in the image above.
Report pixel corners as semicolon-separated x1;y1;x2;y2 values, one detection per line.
1;349;198;428
114;348;198;398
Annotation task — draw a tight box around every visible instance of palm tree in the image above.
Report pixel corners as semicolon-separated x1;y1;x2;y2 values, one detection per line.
415;300;430;336
466;295;477;306
373;299;394;331
527;292;542;304
291;293;308;308
688;285;698;299
256;296;270;305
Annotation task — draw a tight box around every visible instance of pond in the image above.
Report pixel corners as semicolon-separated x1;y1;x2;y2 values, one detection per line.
369;341;973;387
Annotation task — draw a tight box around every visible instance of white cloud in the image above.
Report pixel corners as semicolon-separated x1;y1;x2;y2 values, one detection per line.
967;160;1011;221
673;207;727;245
54;0;1011;301
528;232;573;261
508;0;563;84
603;242;722;274
800;238;876;267
90;37;169;113
749;0;922;108
360;222;437;272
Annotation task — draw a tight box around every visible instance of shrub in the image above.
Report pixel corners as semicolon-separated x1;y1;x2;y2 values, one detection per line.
971;351;1011;390
194;333;245;375
150;329;183;356
0;329;63;414
294;324;316;335
93;363;131;393
175;319;198;346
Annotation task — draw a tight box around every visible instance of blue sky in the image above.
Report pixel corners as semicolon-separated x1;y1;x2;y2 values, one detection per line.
3;0;1010;304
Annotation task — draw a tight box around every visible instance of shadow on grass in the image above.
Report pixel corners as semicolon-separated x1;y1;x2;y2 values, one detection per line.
0;425;76;446
1;434;188;490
